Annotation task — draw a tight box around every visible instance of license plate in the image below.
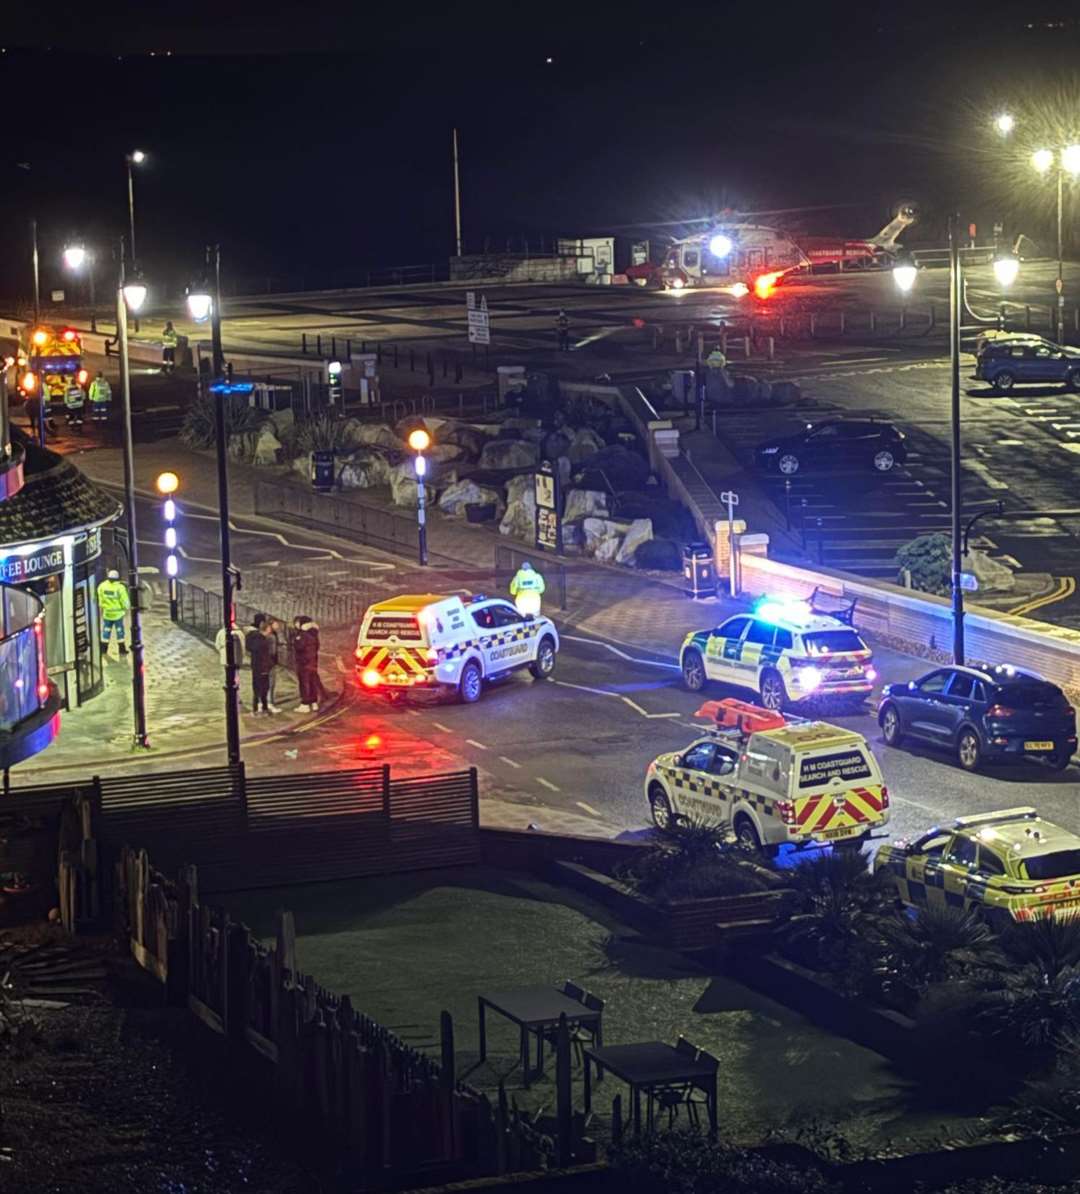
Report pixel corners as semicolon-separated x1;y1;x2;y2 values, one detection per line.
819;825;857;841
1024;740;1055;752
384;673;410;685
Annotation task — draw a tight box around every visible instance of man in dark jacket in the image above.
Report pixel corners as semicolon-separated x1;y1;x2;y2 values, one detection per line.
293;615;322;712
248;619;276;716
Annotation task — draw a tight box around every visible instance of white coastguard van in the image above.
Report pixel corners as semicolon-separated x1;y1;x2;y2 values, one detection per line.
355;593;559;703
644;698;890;854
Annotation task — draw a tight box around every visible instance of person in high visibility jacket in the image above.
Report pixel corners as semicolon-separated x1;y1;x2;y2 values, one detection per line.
509;561;545;618
63;382;85;428
162;321;178;373
88;372;112;422
99;569;131;657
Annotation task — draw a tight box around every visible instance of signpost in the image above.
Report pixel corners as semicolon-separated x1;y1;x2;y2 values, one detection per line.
959;571;979;592
467;291;490;345
534;459;562;554
721;489;739;597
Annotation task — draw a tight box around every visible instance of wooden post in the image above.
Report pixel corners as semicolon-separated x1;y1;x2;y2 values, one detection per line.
225;921;249;1039
555;1014;572;1168
612;1093;623;1143
440;1010;455;1089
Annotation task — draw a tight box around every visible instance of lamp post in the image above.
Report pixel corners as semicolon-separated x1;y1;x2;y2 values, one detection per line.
156;471;181;622
1032;145;1080;343
30;218;40;323
63;243;98;331
125;150;146;265
894;233;1019;665
186;244;224;381
408;428;431;565
117;241;151;749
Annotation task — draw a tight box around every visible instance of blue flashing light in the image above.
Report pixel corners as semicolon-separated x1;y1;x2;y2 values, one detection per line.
208;379;255;395
754;597;812;626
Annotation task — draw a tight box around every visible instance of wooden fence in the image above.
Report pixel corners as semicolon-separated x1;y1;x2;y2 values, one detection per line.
115;847;554;1182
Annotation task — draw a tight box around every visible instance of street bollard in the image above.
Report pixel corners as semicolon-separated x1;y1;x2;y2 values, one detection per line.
768;336;775;360
900;307;907;330
1026;305;1032;330
675;330;684;353
779;316;786;338
809;313;817;337
316;334;322;354
817;520;825;564
331;336;337;358
869;311;876;332
743;334;750;358
345;339;351;359
301;333;307;354
928;305;935;330
839;312;846;335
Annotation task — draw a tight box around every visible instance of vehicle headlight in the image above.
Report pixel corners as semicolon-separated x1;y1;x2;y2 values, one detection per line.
760;446;780;454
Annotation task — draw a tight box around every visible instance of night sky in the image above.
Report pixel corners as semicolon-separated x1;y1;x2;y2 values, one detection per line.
4;0;1079;298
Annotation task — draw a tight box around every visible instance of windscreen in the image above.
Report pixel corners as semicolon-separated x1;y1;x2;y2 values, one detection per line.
802;630;866;656
1024;851;1080;881
364;615;422;642
798;749;873;789
992;683;1066;710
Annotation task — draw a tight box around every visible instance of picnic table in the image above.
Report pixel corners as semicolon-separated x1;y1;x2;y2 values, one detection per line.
583;1040;718;1136
478;985;604;1087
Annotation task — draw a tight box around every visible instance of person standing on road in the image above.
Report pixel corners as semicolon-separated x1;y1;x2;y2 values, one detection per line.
88;372;112;422
99;569;131;658
162;321;178;373
293;615;323;713
267;618;286;709
214;623;245;683
556;309;570;352
248;620;278;716
509;560;545;618
63;381;85;428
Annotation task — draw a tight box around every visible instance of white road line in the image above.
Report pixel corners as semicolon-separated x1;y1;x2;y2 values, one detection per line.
499;756;523;769
465;739;489;750
621;697;682;719
537;777;561;792
576;801;602;817
406;708;420;717
554;679;616;697
432;721;452;733
561;634;680;669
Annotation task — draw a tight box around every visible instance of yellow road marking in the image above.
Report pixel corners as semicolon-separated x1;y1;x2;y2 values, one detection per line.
1007;576;1076;617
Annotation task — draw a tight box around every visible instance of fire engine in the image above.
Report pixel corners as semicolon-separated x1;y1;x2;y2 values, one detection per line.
18;326;87;402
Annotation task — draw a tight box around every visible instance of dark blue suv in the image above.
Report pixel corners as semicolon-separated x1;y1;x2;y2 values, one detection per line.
975;340;1080;392
878;665;1076;772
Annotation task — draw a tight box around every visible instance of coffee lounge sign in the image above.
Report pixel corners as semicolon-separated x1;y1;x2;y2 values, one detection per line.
0;543;66;584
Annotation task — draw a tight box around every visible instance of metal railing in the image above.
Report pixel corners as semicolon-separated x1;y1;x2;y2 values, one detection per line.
0;585;48;732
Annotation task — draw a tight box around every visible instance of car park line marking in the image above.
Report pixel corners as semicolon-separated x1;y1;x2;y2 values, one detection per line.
555;679;618;697
432;721;452;733
997;439;1024;446
553;678;681;719
621;698;682;719
537;777;561;792
1007;576;1076;617
560;635;680;669
576;801;602;817
1060;444;1080;455
465;739;489;750
499;756;523;769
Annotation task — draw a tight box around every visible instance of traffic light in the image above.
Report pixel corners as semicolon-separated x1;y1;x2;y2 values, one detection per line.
328;360;343;407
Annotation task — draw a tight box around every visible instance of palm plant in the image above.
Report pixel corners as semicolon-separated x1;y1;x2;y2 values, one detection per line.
180;391;260;448
619;820;771;904
881;904;1004;990
295;413;350;454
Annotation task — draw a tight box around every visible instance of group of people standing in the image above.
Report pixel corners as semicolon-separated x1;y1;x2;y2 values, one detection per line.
216;614;327;717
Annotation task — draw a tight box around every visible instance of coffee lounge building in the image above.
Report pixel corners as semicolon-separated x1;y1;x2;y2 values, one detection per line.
2;430;122;709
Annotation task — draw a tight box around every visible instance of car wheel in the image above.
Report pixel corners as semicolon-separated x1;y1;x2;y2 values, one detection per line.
649;785;676;833
759;670;787;712
1049;744;1074;772
872;449;896;472
458;660;483;704
682;649;706;692
734;815;762;854
994;371;1015;392
957;727;982;771
881;703;904;746
529;636;556;680
1069;370;1080;392
778;453;800;475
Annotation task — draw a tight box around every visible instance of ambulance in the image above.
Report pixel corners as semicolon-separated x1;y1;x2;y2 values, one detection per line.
355;593;559;702
644;698;890;854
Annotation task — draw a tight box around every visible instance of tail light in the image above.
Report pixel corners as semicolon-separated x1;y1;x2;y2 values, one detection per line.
866;667;878;681
880;785;889;809
776;800;796;825
1066;705;1076;722
62;329;76;342
987;705;1015;718
21;371;37;391
361;669;381;688
354;647;364;659
77;368;88;386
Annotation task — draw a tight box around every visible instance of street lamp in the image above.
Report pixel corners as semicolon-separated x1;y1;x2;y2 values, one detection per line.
892;258;917;293
994;112;1015;136
116;240;150;749
63;243;99;331
125;149;147;264
156;471;180;621
186;245;224;378
1022;135;1080;342
408;427;431;566
895;219;1020;665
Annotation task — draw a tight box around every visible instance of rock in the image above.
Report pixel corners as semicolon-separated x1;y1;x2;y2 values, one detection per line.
615;518;653;565
339;451;391;489
389;460;428;507
429;443;464;463
634;538;682;570
251;423;283;466
341;419;404;451
439;478;504;518
594;536;622;563
480;438;539;469
292;451;312;479
563;488;608;522
567;427;606;463
228;429;258;462
962;548;1017;593
441;425;487;460
582;517;623;558
574;444;650;491
522;427;546;444
771;380;801;405
543;430;572;460
499;477;536;538
268;407;295;437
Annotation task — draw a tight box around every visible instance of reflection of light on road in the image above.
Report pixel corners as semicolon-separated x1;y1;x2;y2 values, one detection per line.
573;325;625;348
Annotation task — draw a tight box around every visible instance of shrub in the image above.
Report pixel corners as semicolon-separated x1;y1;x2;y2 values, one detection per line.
881;904;1003;991
179;392;261;448
295;413;350;454
618;821;772;904
895;532;951;595
635;538;682;571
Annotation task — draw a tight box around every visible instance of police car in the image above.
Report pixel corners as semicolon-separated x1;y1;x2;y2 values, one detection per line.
645;699;890;854
355;593;559;703
679;594;877;711
874;807;1080;930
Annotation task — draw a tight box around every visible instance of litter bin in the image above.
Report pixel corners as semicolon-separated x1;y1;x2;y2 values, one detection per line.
311;449;336;493
682;542;716;599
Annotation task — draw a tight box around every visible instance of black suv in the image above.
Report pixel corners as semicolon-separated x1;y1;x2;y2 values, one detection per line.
975;340;1080;392
878;664;1076;772
754;419;907;476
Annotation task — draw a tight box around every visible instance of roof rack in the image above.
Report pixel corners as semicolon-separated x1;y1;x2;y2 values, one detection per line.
809;586;857;626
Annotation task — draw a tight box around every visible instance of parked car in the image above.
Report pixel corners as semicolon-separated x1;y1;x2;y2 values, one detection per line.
878;664;1076;771
754;419;907;476
974;340;1080;392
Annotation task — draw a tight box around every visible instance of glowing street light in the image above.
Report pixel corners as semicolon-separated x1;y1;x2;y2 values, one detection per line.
186;287;212;322
63;244;87;270
408;427;432;565
994;112;1015;136
1032;147;1055;174
1063;144;1080;176
709;233;733;258
892;260;917;293
125;149;148;263
993;253;1020;288
122;278;148;312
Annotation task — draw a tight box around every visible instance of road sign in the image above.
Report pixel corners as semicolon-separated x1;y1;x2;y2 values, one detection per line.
50;290;64;303
960;572;979;592
534;460;562;553
467;292;490;345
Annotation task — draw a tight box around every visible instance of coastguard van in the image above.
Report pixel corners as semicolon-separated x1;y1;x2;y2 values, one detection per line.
355;593;559;703
645;698;890;854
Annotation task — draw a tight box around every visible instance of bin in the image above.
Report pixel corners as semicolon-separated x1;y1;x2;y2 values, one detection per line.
682;542;716;599
311;449;336;493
